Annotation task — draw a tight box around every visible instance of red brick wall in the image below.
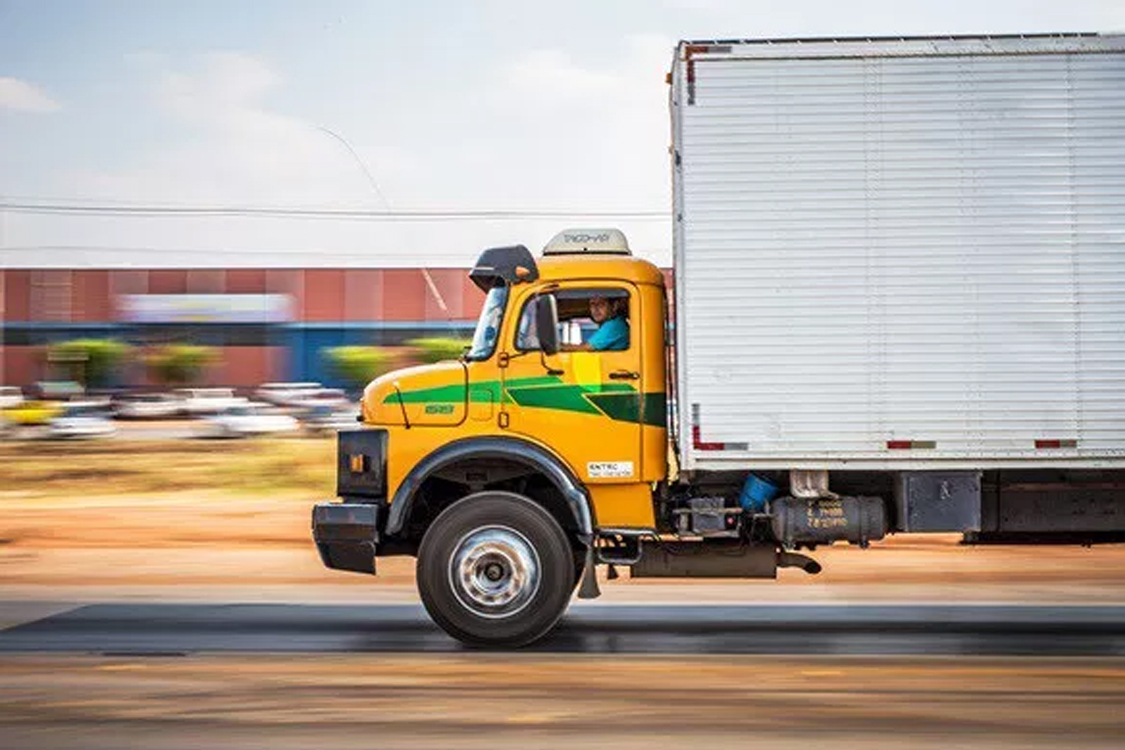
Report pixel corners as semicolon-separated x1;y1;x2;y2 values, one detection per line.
71;271;112;322
265;270;303;320
28;270;72;322
186;269;225;293
148;270;187;294
344;269;381;322
1;346;42;386
2;271;31;321
109;270;148;295
303;269;346;322
420;269;461;321
460;275;484;319
380;269;426;321
225;269;266;294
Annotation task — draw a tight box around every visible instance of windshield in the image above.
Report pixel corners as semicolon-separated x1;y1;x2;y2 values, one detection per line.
466;285;508;361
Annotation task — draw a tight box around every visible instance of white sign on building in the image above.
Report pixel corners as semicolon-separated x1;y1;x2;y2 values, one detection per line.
117;294;294;324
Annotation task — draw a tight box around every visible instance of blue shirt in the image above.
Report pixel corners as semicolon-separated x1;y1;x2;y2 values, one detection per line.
587;316;629;351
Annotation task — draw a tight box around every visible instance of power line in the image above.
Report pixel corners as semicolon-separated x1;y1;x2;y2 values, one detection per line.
313;125;392;211
0;244;675;258
0;201;670;222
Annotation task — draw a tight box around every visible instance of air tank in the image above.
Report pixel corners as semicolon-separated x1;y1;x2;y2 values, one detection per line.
770;496;887;548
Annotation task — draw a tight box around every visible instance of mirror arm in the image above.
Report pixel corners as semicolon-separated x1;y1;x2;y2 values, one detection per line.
539;350;563;377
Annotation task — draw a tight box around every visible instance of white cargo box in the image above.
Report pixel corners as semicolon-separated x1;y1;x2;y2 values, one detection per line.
671;34;1125;471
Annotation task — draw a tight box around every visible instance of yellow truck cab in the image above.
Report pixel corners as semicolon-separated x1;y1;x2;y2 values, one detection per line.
313;230;693;646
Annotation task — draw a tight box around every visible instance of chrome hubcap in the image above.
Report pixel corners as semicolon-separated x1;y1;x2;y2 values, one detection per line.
449;526;540;618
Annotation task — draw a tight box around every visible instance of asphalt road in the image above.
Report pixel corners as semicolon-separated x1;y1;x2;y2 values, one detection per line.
5;603;1125;655
6;604;1125;749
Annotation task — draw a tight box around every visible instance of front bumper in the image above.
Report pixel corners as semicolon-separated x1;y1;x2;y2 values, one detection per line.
312;502;381;575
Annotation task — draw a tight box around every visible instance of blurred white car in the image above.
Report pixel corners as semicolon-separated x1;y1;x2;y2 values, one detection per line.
48;404;117;439
32;381;84;401
206;403;299;438
290;388;349;411
254;382;322;406
177;388;248;416
0;386;24;410
300;404;361;434
113;393;184;420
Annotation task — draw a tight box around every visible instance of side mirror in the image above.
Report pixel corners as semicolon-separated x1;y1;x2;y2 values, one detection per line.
534;294;560;355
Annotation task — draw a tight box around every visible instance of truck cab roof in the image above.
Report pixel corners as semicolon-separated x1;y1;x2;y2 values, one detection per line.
536;252;665;287
469;230;665;291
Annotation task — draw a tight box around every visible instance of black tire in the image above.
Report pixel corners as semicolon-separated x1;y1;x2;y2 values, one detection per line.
416;491;573;647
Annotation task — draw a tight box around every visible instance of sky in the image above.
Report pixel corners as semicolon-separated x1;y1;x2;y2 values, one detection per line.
1;0;1124;268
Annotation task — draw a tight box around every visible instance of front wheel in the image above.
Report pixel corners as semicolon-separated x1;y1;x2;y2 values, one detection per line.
416;491;574;647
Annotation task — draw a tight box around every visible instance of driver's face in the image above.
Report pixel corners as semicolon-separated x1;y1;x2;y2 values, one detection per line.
589;297;611;323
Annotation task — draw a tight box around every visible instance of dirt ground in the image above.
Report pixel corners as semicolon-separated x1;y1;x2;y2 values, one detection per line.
4;486;1125;607
4;435;1125;606
3;654;1124;750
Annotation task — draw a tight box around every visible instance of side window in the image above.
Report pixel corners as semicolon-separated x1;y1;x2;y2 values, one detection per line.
516;288;631;352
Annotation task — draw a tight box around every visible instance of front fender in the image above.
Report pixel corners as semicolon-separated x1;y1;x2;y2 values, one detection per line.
384;436;594;541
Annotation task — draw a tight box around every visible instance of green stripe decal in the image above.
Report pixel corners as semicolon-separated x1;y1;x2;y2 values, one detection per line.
641;392;667;428
508;384;603;415
385;375;666;426
586;392;641;423
384;376;561;404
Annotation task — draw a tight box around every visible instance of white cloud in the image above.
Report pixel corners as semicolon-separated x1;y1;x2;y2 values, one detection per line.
0;77;60;113
78;52;404;207
501;49;622;101
157;52;278;122
498;34;673;105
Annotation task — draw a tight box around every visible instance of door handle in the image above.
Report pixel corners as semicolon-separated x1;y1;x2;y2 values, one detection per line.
609;370;640;380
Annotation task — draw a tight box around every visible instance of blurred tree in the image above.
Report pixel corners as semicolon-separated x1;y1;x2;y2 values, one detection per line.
407;337;471;364
323;346;394;390
146;344;218;387
47;339;132;388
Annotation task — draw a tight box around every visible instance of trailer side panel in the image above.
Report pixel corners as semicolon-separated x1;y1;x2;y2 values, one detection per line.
672;36;1125;469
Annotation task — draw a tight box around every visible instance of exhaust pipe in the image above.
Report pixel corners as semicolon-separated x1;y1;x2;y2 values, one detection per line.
778;551;822;575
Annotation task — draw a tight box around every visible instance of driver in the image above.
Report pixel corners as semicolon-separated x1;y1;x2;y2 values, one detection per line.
564;295;629;352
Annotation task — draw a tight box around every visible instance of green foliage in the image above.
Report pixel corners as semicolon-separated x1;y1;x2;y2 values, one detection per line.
323;346;393;389
146;344;218;387
407;337;470;364
47;339;132;387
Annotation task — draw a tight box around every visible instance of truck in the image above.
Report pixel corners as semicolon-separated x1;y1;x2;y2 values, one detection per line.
312;33;1125;647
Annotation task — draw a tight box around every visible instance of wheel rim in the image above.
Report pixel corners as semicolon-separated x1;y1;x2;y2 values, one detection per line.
448;525;541;619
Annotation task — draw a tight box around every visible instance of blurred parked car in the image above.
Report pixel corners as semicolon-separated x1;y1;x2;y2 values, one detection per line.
205;403;299;438
254;382;322;406
30;381;84;401
176;388;247;416
47;404;117;439
300;404;360;434
3;400;65;426
113;392;184;420
290;388;349;411
0;386;24;409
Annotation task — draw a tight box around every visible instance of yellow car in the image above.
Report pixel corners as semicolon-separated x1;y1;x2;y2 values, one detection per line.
3;400;64;426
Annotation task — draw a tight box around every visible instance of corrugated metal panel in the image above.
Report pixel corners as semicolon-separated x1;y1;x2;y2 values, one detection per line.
673;37;1125;469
